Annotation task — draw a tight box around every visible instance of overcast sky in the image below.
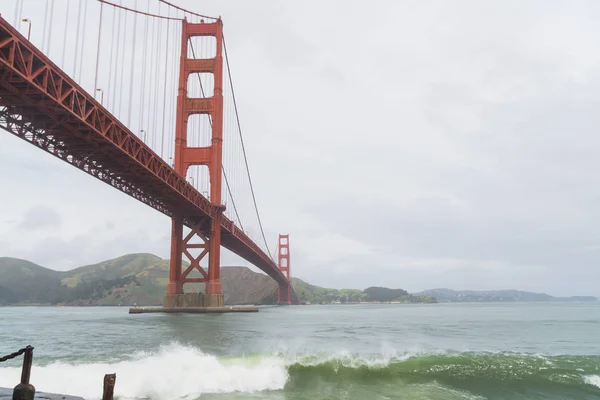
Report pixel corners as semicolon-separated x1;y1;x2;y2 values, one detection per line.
2;0;600;296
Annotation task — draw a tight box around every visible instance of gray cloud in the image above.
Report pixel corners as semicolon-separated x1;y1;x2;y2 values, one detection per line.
17;206;62;231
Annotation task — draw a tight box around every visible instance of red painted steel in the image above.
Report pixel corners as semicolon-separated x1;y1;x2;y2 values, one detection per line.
167;19;225;304
277;234;292;305
0;16;291;290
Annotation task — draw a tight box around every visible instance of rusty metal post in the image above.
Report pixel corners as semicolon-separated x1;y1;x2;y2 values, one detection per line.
12;346;35;400
102;373;116;400
20;346;33;385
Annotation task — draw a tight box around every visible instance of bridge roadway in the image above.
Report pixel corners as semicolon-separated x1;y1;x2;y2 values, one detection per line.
0;16;289;287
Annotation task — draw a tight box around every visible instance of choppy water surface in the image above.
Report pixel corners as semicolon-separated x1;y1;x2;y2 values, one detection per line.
1;303;599;399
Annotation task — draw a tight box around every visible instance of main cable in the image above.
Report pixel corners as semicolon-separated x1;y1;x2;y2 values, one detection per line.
223;34;273;259
98;0;183;20
158;0;217;20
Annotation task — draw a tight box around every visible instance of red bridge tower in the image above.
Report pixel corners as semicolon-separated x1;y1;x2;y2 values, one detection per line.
164;18;225;308
277;234;292;305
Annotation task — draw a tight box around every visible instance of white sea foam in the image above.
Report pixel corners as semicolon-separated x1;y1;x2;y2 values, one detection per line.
0;343;288;400
584;375;600;388
287;349;414;369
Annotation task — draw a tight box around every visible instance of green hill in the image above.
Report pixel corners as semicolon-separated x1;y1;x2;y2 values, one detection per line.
0;254;283;306
291;277;363;303
0;258;67;305
0;254;435;306
60;253;175;306
291;279;436;304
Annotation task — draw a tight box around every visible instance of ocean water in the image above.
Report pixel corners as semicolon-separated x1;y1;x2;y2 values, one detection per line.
0;303;599;399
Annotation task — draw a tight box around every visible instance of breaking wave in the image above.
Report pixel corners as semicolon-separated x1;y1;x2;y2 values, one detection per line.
1;343;600;399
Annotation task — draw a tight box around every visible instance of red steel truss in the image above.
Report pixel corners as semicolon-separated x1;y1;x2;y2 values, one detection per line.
0;16;290;291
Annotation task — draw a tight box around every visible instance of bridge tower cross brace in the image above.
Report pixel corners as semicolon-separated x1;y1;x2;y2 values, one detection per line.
277;234;292;305
165;18;225;308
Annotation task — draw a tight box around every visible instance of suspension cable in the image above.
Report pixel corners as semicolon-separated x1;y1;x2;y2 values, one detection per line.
160;7;171;158
47;0;55;56
151;3;162;150
93;2;104;98
13;0;20;27
105;2;116;104
73;0;83;77
77;0;88;83
138;0;150;136
61;0;70;68
117;7;127;119
126;0;138;127
167;19;178;165
146;5;156;150
98;0;183;21
158;0;217;20
223;34;273;258
42;0;49;52
18;0;24;23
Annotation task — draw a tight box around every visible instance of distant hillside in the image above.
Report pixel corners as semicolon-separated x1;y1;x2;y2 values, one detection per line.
3;255;596;306
0;254;281;306
0;258;67;305
415;288;598;302
0;254;433;306
292;279;436;304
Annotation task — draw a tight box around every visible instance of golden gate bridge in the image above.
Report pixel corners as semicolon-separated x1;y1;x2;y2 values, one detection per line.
0;0;296;308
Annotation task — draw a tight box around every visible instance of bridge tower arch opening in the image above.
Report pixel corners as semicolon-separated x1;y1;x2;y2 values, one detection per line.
165;17;225;308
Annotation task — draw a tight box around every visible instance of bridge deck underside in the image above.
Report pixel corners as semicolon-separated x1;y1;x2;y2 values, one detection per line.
0;17;290;288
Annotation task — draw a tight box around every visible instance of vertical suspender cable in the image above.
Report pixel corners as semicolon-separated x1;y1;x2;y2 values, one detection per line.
106;6;117;105
93;2;105;99
117;9;127;118
42;1;49;53
111;3;122;110
167;20;178;166
17;0;24;29
139;0;150;134
147;9;156;150
160;8;171;158
127;0;139;127
78;0;88;83
170;19;177;161
47;0;55;58
152;4;162;151
61;0;70;68
73;0;83;77
13;0;20;27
